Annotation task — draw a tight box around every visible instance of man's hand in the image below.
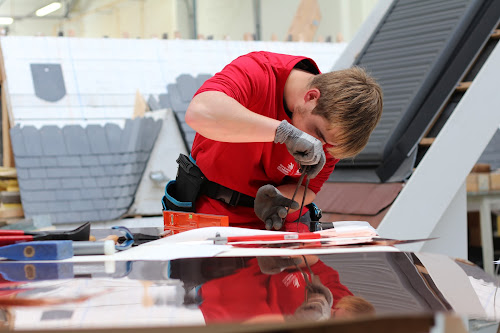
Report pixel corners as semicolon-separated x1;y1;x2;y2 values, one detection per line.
274;120;326;179
254;185;299;230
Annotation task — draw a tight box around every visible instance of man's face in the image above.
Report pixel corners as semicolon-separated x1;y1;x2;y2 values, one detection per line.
291;104;340;147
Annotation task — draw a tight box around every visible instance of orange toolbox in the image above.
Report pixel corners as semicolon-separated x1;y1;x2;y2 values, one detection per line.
163;211;229;235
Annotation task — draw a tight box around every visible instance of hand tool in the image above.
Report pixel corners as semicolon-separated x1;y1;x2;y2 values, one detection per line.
0;240;73;260
283;165;310;229
0;222;91;246
211;232;320;245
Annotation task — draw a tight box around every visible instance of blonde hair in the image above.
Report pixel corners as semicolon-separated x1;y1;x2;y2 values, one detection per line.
310;66;383;159
335;296;376;316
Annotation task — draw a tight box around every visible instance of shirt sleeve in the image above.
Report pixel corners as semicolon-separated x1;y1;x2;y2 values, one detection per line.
195;54;269;113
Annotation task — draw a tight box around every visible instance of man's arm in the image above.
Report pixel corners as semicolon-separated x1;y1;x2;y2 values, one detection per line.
185;91;280;143
276;184;316;212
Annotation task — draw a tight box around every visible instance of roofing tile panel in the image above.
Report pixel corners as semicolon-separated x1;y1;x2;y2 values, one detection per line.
40;126;66;156
63;126;91;155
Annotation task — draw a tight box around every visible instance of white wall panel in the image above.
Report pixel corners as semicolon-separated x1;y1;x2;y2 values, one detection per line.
1;36;345;128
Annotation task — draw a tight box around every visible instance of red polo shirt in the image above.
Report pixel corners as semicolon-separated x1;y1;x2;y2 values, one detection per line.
191;52;338;228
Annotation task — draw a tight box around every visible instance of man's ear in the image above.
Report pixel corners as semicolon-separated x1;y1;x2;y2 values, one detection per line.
304;88;320;103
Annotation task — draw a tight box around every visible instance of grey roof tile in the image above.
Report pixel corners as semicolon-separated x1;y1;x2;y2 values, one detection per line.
81;177;98;188
99;210;113;220
81;188;103;199
40;126;66;156
102;188;114;198
16;168;29;180
23;202;51;214
63;125;91;155
39;157;58;167
116;197;133;208
110;176;121;187
10;125;27;156
57;156;82;167
55;189;81;201
44;179;61;189
29;168;47;178
54;212;82;224
196;74;212;87
22;126;44;156
87;125;110;154
95;177;111;187
20;190;56;202
19;179;44;190
98;155;116;165
61;178;83;189
70;200;94;211
120;119;142;152
158;93;171;109
148;94;161;110
80;211;101;221
72;167;90;178
80;155;100;166
120;153;136;164
105;123;123;153
92;200;107;209
47;202;68;213
46;168;73;178
140;118;163;151
176;74;199;102
167;84;190;112
15;157;41;168
89;166;106;177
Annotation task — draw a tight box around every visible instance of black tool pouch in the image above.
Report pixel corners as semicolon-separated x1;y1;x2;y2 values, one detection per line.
162;154;205;212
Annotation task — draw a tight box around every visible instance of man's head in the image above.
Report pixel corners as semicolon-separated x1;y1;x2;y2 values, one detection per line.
293;66;383;160
332;295;376;319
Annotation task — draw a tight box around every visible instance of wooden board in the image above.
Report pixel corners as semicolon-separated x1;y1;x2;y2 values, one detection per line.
456;81;471;92
287;0;321;42
491;29;500;39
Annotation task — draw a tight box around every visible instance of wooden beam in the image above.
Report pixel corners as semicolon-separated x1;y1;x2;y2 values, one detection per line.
419;137;435;146
455;81;471;92
491;29;500;39
0;42;14;168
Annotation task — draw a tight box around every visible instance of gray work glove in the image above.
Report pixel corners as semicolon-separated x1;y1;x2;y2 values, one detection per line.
292;275;334;321
274;120;326;179
254;184;299;230
257;256;303;275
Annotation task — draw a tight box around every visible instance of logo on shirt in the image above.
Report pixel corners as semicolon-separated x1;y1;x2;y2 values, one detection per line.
277;162;295;175
282;273;301;288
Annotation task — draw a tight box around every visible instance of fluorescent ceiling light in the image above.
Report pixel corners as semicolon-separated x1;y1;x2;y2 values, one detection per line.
0;17;13;25
36;2;62;17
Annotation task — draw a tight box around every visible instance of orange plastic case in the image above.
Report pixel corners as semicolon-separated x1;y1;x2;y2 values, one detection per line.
163;211;229;235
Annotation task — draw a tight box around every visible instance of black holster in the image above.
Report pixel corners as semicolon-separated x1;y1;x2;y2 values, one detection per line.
162;154;205;212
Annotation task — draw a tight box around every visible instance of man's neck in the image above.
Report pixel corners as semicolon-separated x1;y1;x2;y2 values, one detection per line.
283;69;315;112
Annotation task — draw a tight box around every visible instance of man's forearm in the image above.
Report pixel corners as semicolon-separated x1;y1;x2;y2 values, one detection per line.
185;91;280;142
276;184;316;212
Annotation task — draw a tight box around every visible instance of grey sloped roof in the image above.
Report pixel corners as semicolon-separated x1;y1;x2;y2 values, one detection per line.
152;73;212;152
478;129;500;171
10;118;162;224
333;0;499;182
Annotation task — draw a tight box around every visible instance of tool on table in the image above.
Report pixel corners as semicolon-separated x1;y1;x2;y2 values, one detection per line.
163;211;229;235
0;262;74;281
283;165;311;228
0;239;116;261
211;232;320;245
0;222;91;246
73;240;116;255
0;241;74;261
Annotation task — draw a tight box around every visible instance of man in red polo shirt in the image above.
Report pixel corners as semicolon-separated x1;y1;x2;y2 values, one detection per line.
170;51;382;231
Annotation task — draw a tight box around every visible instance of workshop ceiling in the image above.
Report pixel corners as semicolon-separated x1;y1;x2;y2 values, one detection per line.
0;0;70;19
